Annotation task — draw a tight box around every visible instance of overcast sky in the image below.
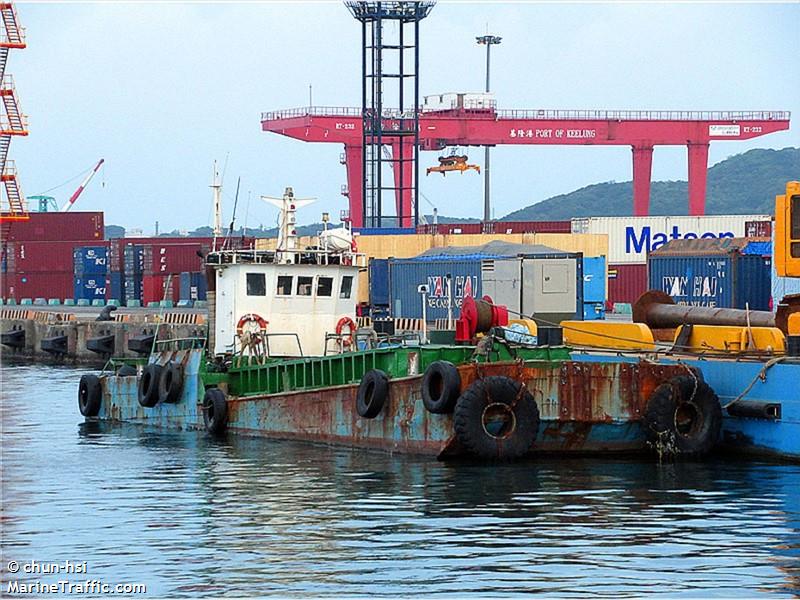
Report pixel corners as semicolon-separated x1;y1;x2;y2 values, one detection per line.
13;1;800;232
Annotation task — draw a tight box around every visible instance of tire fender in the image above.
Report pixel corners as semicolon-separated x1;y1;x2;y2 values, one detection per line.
357;369;389;419
643;375;722;458
203;388;228;434
421;360;461;414
158;361;184;404
78;374;102;417
453;376;540;460
138;363;162;408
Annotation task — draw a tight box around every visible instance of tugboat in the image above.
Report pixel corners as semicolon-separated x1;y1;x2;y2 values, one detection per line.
77;188;723;461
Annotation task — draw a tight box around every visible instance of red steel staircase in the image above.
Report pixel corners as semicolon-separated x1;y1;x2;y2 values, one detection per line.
0;1;27;242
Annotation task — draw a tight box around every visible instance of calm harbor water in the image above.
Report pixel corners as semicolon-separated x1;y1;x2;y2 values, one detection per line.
1;363;799;597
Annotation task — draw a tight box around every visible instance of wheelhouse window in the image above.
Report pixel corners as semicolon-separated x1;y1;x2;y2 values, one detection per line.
317;276;333;297
246;273;266;296
276;275;293;296
297;276;313;296
340;275;353;299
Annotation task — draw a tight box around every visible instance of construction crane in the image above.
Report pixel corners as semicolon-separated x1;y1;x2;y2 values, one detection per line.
61;158;104;212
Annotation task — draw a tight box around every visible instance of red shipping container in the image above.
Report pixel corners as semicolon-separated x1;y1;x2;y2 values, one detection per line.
3;241;87;273
1;272;74;301
607;263;647;305
141;244;205;274
141;274;179;304
744;220;772;238
5;211;104;242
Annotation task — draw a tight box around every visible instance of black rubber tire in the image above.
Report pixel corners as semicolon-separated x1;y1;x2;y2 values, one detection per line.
453;376;540;460
138;363;162;408
158;361;184;404
421;360;461;414
117;364;137;377
203;388;228;434
356;369;389;419
643;375;722;457
78;374;102;417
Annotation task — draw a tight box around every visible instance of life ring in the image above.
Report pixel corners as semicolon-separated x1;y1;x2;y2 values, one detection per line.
336;316;357;349
78;374;102;417
421;360;461;414
203;388;228;434
643;375;721;458
138;363;163;408
158;361;184;404
236;313;269;337
453;376;540;460
356;369;389;419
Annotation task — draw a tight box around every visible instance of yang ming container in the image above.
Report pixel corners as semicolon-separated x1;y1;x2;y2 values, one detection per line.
648;238;771;311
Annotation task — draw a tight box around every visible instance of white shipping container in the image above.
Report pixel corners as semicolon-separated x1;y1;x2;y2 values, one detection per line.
571;215;772;264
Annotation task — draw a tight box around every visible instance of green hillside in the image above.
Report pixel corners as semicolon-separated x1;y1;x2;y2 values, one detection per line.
502;147;800;220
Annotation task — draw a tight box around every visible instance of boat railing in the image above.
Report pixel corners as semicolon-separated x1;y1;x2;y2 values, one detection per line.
232;332;304;367
209;247;368;268
154;336;207;352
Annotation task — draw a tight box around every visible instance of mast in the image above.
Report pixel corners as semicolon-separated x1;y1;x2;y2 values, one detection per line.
210;161;223;246
261;187;315;264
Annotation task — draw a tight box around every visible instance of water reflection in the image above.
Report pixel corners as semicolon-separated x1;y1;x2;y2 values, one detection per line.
2;364;799;597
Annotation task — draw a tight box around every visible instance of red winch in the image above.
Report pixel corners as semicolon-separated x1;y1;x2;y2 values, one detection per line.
455;295;509;342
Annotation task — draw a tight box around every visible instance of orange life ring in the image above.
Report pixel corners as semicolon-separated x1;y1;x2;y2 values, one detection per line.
236;313;269;336
335;316;357;348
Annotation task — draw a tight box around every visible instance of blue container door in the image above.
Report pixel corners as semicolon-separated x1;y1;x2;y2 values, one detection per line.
74;246;108;275
109;272;124;301
389;259;481;320
649;256;734;308
192;272;207;300
735;255;771;311
124;275;142;301
369;259;390;306
582;256;606;304
179;272;192;300
74;276;107;300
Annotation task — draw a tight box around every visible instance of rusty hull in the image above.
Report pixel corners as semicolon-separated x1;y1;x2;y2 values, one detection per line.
223;359;692;457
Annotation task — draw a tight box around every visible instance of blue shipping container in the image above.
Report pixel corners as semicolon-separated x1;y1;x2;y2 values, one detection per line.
192;272;207;301
389;259;482;320
582;256;606;304
369;259;390;306
73;246;108;275
124;275;142;302
74;276;107;300
123;245;144;273
108;272;124;302
179;272;192;300
648;254;771;310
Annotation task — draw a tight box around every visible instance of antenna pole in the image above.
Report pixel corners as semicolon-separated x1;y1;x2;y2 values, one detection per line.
211;161;223;246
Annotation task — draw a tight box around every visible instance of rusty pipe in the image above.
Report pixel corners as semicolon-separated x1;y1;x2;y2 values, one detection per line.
633;290;778;330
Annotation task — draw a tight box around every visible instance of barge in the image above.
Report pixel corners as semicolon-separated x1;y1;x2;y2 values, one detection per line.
76;183;800;461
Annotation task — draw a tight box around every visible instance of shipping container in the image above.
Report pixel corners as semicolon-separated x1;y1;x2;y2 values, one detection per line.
582;256;607;320
4;241;84;273
607;263;647;305
142;274;178;304
416;221;572;235
389;259;482;320
5;211;104;242
74;275;108;301
745;220;773;238
124;275;142;303
648;238;771;311
1;272;74;301
192;272;208;301
108;271;124;302
141;243;204;274
571;214;772;264
73;245;109;275
368;259;390;307
747;239;800;307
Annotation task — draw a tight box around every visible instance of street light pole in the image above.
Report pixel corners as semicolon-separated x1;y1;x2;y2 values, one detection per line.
476;34;501;223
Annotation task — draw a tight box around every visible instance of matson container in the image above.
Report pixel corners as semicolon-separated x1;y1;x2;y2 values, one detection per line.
571;215;772;265
607;263;647;305
389;259;482;320
648;238;771;310
1;272;74;301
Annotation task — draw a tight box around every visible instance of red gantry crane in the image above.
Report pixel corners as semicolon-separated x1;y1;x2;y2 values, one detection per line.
261;93;790;228
0;1;27;239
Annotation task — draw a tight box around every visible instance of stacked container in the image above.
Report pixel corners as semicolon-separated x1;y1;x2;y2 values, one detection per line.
647;237;771;311
73;245;109;302
572;214;772;307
